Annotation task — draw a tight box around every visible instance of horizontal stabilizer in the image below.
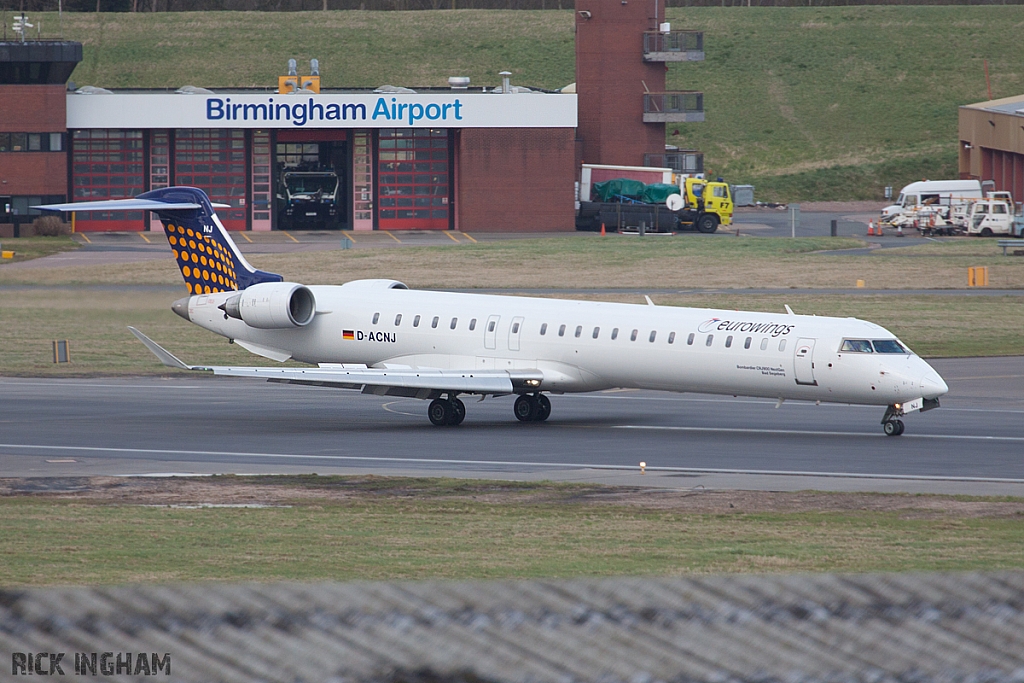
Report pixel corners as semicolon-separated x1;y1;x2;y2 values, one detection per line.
128;327;195;371
35;199;204;212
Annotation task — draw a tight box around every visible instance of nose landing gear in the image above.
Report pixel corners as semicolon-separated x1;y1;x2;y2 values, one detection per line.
881;404;906;436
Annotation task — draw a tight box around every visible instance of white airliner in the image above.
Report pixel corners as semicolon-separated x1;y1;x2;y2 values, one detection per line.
38;187;948;435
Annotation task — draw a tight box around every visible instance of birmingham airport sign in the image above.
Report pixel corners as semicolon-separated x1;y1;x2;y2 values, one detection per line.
66;93;577;129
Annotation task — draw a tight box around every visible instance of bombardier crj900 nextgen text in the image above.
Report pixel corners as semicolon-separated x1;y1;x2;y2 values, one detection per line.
38;187;948;435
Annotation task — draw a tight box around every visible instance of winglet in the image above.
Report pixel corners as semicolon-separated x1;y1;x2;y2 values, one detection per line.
128;326;194;370
784;304;795;315
644;295;655;307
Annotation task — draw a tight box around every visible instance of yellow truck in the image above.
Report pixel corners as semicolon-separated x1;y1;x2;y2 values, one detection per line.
575;164;734;233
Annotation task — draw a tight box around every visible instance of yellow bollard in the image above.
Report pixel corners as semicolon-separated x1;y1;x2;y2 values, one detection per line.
968;266;988;287
856;279;865;288
968;267;976;287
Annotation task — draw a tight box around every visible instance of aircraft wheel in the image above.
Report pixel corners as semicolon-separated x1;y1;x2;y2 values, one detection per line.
883;420;903;437
514;394;539;422
428;398;452;427
449;398;466;426
535;394;551;422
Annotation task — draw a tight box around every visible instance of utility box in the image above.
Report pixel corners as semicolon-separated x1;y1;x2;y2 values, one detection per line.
732;185;755;207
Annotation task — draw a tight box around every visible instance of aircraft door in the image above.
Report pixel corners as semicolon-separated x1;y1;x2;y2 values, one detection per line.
508;316;524;352
484;315;500;350
794;338;818;386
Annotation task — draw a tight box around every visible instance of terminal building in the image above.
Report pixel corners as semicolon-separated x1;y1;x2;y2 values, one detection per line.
0;1;704;234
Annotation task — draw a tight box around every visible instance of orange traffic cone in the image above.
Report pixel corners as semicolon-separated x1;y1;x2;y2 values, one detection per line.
867;221;874;236
600;223;606;236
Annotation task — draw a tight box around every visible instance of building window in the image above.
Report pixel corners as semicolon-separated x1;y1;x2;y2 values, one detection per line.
71;129;144;225
0;132;63;152
175;128;246;228
377;128;450;229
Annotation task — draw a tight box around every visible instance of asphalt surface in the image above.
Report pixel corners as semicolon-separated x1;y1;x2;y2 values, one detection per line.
2;356;1022;496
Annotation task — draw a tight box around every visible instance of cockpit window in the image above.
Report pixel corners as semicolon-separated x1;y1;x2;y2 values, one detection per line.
841;339;873;353
872;339;907;354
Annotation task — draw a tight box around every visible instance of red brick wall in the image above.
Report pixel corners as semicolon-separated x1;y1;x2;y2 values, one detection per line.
575;0;666;168
457;128;576;232
0;153;67;196
0;85;67;132
0;85;69;196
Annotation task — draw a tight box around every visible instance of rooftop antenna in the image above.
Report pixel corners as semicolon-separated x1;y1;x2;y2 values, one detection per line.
13;13;33;43
59;0;64;39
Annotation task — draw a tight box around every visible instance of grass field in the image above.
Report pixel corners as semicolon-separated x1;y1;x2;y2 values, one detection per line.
23;7;1024;200
1;476;1022;586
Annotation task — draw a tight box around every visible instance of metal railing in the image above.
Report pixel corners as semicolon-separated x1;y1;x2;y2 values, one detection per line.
643;91;703;115
645;152;704;174
643;31;704;55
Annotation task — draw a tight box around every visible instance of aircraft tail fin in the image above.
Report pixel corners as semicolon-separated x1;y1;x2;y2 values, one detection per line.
35;187;282;294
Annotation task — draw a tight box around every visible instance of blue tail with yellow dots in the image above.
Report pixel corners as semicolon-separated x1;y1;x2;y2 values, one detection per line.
138;187;282;295
36;187;282;295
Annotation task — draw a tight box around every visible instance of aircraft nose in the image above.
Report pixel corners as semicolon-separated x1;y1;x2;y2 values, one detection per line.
171;296;191;322
920;371;948;399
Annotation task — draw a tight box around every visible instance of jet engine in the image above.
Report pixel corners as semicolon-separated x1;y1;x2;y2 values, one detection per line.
220;282;316;329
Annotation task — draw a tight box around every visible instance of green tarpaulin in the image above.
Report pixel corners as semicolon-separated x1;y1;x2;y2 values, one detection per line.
591;178;680;205
641;183;681;204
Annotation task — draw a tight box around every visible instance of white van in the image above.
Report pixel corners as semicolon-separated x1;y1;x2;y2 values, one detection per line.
881;180;991;222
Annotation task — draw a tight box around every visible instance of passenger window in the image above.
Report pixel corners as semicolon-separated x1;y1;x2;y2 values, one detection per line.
872;339;907;354
668;332;675;344
413;315;421;327
372;312;380;324
592;327;600;339
575;325;582;338
687;333;695;345
450;317;458;330
744;337;752;349
432;316;439;329
706;334;713;346
558;324;566;337
394;314;402;326
649;331;657;343
540;323;547;335
840;339;873;353
760;338;768;351
469;318;477;331
630;329;638;341
725;335;733;348
611;328;619;340
512;322;520;334
488;320;496;332
778;339;787;352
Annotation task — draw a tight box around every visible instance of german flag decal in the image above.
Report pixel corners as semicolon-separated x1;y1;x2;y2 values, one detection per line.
343;330;355;340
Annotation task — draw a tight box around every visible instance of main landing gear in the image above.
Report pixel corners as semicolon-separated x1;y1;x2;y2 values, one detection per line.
428;394;466;427
881;403;906;437
514;393;551;423
427;393;552;426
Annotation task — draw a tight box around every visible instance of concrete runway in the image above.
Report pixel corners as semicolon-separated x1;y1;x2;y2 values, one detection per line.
2;356;1022;496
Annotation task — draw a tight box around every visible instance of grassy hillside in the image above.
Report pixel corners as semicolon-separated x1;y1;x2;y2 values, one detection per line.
27;7;1024;200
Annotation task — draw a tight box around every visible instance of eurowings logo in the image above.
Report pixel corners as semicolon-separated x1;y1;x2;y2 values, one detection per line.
697;318;722;333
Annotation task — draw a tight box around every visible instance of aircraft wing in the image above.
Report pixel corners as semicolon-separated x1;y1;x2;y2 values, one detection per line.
129;327;539;398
